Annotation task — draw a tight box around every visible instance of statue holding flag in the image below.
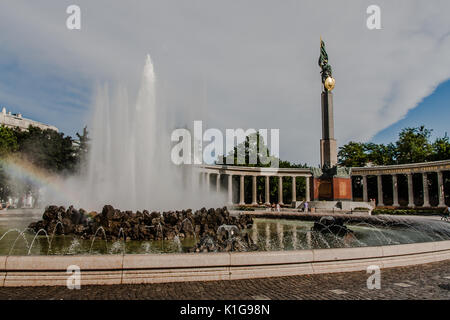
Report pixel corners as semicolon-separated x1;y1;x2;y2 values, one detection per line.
318;37;335;92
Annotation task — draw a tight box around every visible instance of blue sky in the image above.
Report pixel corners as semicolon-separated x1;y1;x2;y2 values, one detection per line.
1;1;450;165
0;55;91;137
372;79;450;144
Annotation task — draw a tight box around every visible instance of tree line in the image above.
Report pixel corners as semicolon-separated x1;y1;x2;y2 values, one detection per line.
338;126;450;167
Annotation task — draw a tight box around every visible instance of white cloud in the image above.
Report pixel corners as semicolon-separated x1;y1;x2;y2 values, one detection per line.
0;0;449;164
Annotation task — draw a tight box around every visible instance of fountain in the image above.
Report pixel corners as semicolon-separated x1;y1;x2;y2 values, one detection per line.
0;54;449;287
42;54;224;212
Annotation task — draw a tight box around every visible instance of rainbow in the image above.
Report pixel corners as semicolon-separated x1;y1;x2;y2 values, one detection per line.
0;156;80;205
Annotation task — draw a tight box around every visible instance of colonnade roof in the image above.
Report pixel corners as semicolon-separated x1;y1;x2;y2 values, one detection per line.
195;159;450;177
351;159;450;176
196;164;313;177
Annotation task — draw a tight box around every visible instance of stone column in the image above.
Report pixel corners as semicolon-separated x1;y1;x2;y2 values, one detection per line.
265;176;270;205
362;175;368;202
422;172;430;207
216;174;221;192
438;171;446;207
251;176;258;205
291;176;297;203
205;173;210;191
199;172;204;187
407;173;414;208
377;175;384;206
227;174;233;205
239;175;245;205
278;176;284;205
305;177;311;202
392;174;399;207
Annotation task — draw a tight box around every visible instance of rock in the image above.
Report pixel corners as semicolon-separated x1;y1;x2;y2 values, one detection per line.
28;204;255;252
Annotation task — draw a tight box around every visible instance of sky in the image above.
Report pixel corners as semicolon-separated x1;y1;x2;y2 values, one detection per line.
0;0;449;166
373;79;450;144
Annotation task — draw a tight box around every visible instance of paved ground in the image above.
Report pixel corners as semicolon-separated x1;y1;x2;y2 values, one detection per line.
0;260;450;300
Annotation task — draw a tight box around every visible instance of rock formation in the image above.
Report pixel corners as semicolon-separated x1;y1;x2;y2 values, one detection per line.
28;205;255;252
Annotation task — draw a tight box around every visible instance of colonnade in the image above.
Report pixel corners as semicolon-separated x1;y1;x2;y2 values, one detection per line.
199;172;311;206
355;170;447;207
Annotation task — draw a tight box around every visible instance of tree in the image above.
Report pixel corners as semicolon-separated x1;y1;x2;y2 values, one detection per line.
338;142;367;167
14;126;77;174
432;133;450;161
0;126;18;157
74;126;90;171
217;132;277;167
396;126;433;164
364;142;397;165
216;132;309;204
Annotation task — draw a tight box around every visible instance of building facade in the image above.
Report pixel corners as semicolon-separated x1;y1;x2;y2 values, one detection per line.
0;107;58;132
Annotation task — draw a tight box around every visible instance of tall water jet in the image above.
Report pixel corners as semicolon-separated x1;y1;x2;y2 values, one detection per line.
57;54;225;211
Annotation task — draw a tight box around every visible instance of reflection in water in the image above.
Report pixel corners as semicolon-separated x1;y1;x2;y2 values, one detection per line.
2;210;450;255
248;218;450;251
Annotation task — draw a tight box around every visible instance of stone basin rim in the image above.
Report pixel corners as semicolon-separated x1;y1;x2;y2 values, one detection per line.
0;240;450;287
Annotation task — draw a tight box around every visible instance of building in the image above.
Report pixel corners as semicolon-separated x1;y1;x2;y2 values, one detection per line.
0;107;58;132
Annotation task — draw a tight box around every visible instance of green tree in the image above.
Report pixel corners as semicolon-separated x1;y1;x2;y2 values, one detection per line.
15;126;77;174
217;132;309;204
432;133;450;161
74;126;90;171
338;142;367;167
0;125;18;157
364;142;397;165
396;126;433;164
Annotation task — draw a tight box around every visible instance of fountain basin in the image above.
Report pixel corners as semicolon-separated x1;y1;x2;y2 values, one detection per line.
1;240;450;286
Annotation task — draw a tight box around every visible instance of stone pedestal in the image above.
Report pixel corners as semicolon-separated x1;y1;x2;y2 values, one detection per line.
312;177;352;201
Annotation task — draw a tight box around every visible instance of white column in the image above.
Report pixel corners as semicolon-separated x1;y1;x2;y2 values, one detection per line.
422;172;430;207
392;174;399;206
205;173;210;191
227;174;233;205
305;177;311;202
216;174;221;192
291;176;296;204
438;171;446;207
265;176;270;205
199;172;203;187
239;175;245;205
362;175;368;202
407;173;414;208
377;175;384;206
251;176;257;205
278;176;284;205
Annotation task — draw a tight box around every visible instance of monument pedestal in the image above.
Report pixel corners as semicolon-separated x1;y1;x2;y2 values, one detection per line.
311;167;352;201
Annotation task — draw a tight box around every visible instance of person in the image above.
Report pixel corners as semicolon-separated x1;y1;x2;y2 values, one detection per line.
304;201;308;213
276;203;280;212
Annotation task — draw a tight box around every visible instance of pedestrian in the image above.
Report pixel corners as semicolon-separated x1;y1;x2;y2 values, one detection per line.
304;201;308;213
276;203;280;212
